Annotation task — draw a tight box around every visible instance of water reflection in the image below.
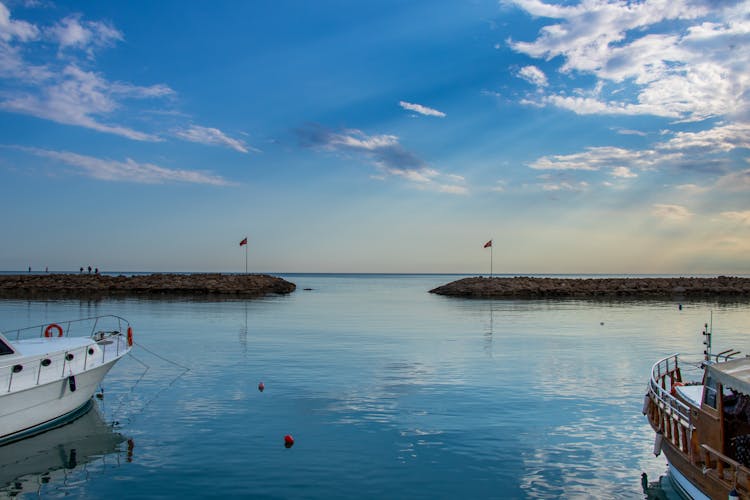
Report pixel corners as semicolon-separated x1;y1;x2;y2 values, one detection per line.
0;403;129;497
640;472;682;499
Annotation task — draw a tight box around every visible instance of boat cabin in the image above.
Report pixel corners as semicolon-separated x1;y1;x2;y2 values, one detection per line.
701;357;750;467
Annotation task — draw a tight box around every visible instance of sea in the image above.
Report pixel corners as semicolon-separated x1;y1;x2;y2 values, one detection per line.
0;273;749;499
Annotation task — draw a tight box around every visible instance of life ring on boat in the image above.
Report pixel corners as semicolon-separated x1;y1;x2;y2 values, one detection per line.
671;382;685;396
44;323;63;338
127;326;133;347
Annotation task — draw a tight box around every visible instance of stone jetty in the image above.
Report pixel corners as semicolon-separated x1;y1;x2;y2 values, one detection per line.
429;276;750;299
0;273;296;299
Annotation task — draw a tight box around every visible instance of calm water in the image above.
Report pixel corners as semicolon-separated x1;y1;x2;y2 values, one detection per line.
0;274;748;499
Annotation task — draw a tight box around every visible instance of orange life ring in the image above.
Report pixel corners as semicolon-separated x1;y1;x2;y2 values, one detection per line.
44;323;63;338
127;326;133;347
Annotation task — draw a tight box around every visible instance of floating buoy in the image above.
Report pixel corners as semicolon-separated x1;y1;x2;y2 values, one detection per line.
654;432;663;456
258;382;265;392
284;434;294;448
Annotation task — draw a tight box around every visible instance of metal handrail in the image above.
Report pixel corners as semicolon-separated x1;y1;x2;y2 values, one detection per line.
649;354;693;426
2;314;130;341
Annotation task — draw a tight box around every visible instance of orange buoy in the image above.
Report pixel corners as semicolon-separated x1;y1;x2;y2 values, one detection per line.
44;323;63;338
284;434;294;448
127;326;134;346
258;382;265;392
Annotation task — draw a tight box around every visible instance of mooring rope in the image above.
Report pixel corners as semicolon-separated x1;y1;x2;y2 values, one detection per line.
104;341;190;426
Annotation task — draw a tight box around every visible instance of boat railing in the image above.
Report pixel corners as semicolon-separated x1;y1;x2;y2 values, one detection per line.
0;315;131;394
701;444;750;495
647;354;694;456
2;315;130;342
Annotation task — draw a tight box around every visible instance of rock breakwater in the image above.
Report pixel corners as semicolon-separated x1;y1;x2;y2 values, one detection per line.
429;276;750;299
0;273;296;299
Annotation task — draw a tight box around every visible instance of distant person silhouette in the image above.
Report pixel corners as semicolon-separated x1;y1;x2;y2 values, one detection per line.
88;266;92;274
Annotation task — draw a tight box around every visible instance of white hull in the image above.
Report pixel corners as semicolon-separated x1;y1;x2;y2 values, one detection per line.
0;359;117;443
666;458;711;500
0;315;133;446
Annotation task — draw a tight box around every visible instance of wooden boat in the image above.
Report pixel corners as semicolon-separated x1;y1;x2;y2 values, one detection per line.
645;321;750;499
0;315;132;446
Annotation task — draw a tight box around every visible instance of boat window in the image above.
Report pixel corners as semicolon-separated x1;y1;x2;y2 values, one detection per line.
0;338;13;355
704;373;717;409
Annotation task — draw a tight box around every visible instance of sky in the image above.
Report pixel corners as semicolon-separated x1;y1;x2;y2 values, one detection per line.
0;0;748;274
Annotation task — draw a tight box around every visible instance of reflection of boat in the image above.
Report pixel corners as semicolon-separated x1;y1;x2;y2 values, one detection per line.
644;321;750;499
0;315;133;445
0;402;129;495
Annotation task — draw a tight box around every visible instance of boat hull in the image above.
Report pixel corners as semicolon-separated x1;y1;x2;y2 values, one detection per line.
0;359;117;445
660;434;730;500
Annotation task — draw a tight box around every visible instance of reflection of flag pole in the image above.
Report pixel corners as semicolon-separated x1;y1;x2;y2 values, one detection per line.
239;237;248;274
483;239;493;278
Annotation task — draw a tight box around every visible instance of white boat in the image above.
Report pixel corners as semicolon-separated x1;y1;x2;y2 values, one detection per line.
0;315;133;446
644;321;750;499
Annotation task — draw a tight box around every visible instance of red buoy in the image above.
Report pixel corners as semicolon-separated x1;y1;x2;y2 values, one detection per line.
258;382;265;392
284;434;294;448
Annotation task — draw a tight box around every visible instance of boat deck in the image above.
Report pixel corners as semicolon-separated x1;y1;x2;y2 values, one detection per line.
675;384;703;407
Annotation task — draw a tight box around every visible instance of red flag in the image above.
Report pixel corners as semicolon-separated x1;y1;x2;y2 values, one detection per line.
483;240;492;248
239;237;248;246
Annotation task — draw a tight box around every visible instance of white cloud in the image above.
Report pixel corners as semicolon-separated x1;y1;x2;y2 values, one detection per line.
174;125;254;153
15;146;232;185
518;65;548;87
47;14;123;56
659;122;750;152
611;166;637;178
0;4;179;141
0;64;171;141
541;180;588;192
715;168;750;192
0;2;38;42
529;145;669;171
299;125;465;194
508;0;749;122
651;203;693;222
399;101;446;118
721;210;750;225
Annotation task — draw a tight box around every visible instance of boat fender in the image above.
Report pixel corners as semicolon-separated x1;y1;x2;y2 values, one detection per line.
653;432;663;456
68;375;76;392
127;326;134;347
44;323;63;338
642;394;650;415
729;489;739;500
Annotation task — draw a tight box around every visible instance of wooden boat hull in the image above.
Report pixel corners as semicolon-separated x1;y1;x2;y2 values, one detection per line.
660;439;713;500
0;359;117;445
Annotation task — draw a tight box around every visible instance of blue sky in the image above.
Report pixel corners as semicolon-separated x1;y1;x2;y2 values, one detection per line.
0;0;748;274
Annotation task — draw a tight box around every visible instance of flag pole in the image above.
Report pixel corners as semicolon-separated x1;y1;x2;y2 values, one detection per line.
490;242;493;278
245;240;248;274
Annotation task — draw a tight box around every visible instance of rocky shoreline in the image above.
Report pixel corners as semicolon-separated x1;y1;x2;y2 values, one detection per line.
429;276;750;299
0;273;296;299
